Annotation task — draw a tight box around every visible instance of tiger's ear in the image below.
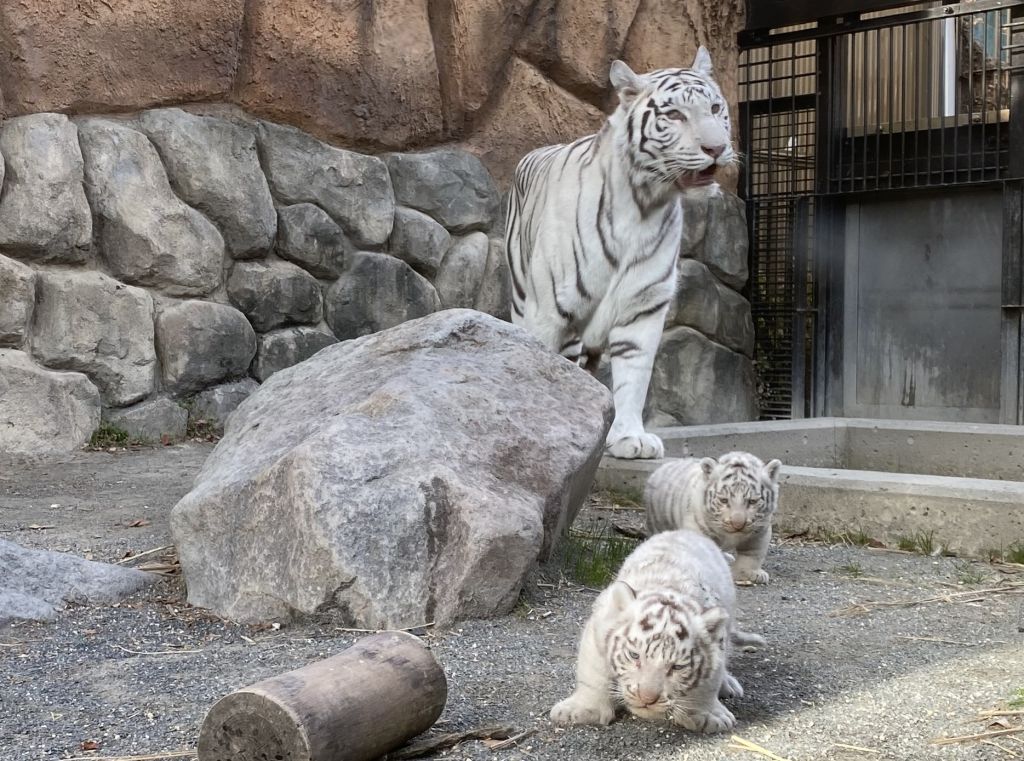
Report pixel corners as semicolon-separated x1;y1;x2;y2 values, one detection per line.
691;45;714;78
764;459;782;483
701;606;729;639
607;580;637;612
609;60;644;105
699;457;717;477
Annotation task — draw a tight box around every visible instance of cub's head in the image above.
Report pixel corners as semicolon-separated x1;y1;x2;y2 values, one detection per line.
608;46;736;194
698;452;782;536
605;583;729;720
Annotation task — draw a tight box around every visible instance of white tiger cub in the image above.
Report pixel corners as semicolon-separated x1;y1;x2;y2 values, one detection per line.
550;530;763;731
645;452;782;584
505;47;736;460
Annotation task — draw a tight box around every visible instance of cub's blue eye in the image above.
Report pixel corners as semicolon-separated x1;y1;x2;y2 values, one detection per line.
627;649;640;660
671;664;686;671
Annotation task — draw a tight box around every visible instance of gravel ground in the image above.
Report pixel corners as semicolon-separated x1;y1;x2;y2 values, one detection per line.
1;444;1023;761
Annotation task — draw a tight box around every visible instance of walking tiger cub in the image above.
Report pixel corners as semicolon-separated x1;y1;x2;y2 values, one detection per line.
645;452;782;584
505;47;736;460
550;530;764;731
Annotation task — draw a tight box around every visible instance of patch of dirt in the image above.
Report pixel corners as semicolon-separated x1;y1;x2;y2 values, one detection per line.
1;446;1022;761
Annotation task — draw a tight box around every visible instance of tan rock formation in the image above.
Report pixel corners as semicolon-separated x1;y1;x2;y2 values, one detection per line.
234;0;444;150
0;0;244;115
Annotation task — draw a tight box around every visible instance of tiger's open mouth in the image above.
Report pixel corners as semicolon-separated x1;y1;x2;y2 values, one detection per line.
676;165;718;190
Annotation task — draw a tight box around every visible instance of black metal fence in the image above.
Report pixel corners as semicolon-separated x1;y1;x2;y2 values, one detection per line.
739;0;1023;419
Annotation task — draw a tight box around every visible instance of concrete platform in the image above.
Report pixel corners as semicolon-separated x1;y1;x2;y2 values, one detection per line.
596;418;1024;557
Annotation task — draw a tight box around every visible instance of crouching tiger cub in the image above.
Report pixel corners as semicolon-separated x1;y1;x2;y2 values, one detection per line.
550;530;764;732
505;47;737;460
645;452;782;584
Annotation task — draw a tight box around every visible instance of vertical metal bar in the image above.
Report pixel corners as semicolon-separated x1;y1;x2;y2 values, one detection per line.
996;11;1005;178
951;16;960;185
967;13;976;183
861;31;869;192
875;27;882;192
791;197;810;419
929;19;938;186
1001;183;1023;424
901;22;909;188
980;11;989;181
884;24;892;190
914;22;924;186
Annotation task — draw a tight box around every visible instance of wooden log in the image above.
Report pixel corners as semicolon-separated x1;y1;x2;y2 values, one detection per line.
197;630;447;761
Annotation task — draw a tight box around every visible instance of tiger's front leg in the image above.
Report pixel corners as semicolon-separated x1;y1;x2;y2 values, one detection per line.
602;310;669;460
550;601;618;726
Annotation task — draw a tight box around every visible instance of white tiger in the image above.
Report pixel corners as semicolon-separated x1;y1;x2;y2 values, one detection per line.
505;47;736;460
645;452;782;584
550;529;764;731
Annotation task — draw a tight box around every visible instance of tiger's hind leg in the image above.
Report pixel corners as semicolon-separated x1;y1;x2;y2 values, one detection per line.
600;310;669;460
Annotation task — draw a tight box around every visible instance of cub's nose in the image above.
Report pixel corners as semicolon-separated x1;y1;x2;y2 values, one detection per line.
701;144;726;159
637;688;661;706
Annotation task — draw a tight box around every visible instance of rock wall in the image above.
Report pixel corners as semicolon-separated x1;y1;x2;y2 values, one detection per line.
0;0;744;187
0;107;755;456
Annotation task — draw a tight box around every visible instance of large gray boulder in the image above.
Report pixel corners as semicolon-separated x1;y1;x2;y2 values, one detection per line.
388;206;451;277
30;271;156;407
258;122;394;248
276;203;351;279
227;260;323;333
324;252;440;340
156;300;256;394
0;350;100;455
647;326;758;426
251;326;337;382
384;149;500;233
0;539;157;626
171;309;613;627
0;113;92;263
138;109;276;259
77;118;224;297
0;255;35;348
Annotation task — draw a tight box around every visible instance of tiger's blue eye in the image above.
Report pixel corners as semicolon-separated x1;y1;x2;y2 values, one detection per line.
671;664;686;671
627;649;640;660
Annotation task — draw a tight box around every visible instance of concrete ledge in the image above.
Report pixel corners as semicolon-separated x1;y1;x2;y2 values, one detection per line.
595;454;1024;557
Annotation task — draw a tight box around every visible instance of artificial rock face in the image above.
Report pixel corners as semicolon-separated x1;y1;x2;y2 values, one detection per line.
171;309;613;627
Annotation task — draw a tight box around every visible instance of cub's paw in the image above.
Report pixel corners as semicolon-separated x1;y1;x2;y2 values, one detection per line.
674;701;736;734
606;432;664;460
719;672;744;699
732;567;770;585
550;695;616;726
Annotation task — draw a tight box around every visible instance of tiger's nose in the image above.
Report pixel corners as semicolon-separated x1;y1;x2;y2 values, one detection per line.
702;144;726;159
637;688;661;706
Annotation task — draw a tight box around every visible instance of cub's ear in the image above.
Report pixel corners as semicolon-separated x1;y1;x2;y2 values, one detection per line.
610;60;644;105
607;580;637;612
691;45;714;78
699;457;717;477
701;606;729;640
764;459;783;483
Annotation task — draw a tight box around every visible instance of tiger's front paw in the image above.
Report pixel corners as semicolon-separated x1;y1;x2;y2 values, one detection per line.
719;672;744;699
673;701;736;734
606;432;664;460
550;694;616;726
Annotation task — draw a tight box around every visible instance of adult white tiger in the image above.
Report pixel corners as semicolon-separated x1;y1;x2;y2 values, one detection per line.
550;529;764;731
505;46;736;459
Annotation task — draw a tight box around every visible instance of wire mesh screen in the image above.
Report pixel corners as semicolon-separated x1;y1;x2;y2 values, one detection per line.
740;0;1022;420
740;33;818;419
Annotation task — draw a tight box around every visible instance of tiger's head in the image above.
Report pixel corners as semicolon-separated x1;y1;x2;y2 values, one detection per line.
605;583;730;720
698;452;782;537
608;46;736;198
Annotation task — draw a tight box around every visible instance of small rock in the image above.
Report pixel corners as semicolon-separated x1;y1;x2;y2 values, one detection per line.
227;260;323;333
474;237;512;321
434;232;488;309
103;397;188;444
0;255;35;348
388;206;451;278
276;203;351;279
252;326;338;382
156;301;256;394
189;379;260;427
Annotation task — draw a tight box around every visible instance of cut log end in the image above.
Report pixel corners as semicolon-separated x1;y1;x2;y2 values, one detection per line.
199;690;311;761
197;631;447;761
